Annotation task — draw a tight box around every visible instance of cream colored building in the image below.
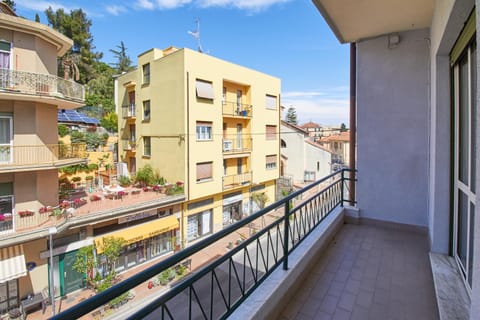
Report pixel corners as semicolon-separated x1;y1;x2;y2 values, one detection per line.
317;131;350;168
0;6;86;316
116;47;281;245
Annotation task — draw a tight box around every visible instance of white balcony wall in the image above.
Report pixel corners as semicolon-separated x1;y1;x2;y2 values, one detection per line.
356;29;430;227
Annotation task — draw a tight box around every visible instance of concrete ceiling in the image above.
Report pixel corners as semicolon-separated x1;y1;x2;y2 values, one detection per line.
312;0;435;43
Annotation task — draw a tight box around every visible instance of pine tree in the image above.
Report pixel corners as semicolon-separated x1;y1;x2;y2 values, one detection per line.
109;41;133;73
34;13;40;22
285;107;298;125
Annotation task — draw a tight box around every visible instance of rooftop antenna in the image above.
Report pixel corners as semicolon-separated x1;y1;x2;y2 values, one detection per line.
188;18;204;53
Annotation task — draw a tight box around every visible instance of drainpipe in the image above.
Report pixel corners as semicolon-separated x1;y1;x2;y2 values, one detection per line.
349;43;356;205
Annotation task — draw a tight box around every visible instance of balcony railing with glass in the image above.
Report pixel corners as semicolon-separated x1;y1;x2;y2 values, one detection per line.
222;101;252;117
121;139;136;151
0;143;86;168
51;169;355;320
222;136;252;153
222;172;252;190
122;104;136;119
0;68;85;102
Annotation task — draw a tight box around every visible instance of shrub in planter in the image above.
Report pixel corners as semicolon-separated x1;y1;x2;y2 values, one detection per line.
158;269;170;286
175;264;187;278
71;176;81;183
168;268;176;281
18;210;34;218
118;175;131;187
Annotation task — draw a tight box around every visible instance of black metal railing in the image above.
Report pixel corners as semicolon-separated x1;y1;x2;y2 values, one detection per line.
51;169;355;320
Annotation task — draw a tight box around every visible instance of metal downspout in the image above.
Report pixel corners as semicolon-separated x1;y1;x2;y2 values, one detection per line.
349;43;357;204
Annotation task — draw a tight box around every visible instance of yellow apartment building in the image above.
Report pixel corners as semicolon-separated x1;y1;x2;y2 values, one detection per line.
0;6;86;316
116;47;281;246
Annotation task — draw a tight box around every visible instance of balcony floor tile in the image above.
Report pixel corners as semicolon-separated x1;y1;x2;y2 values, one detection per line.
279;223;439;320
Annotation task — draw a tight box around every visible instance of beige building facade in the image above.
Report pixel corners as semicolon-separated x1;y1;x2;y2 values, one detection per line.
0;7;86;316
116;47;281;246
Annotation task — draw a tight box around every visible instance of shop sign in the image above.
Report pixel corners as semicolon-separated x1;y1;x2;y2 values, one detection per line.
118;209;157;224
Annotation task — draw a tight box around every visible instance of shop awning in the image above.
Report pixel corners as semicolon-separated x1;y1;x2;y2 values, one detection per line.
0;245;27;283
95;216;179;254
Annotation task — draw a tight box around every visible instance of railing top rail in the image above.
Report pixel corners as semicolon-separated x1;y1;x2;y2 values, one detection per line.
52;168;353;320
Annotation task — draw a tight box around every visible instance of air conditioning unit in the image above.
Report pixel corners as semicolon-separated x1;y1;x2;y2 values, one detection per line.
223;140;233;152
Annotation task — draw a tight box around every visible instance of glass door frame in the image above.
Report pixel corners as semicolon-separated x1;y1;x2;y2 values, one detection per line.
451;11;476;293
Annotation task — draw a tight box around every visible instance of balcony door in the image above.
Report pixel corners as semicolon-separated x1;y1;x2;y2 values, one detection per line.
236;124;242;151
451;14;476;292
0;115;12;164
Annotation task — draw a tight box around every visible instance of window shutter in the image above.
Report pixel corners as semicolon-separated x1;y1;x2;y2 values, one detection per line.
266;155;277;165
266;95;277;109
196;80;214;100
266;125;277;140
197;162;212;180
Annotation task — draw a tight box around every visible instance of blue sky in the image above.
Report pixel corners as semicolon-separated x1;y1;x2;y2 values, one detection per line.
16;0;350;125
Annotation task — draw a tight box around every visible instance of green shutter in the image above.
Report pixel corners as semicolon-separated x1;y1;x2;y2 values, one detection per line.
0;41;10;52
451;10;476;64
0;182;13;196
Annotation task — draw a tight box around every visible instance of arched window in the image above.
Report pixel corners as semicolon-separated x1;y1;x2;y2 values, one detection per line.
281;139;286;148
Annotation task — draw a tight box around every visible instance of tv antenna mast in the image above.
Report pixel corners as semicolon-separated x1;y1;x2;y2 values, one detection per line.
188;18;204;53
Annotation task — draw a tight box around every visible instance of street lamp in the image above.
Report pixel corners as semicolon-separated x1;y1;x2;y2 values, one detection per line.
48;227;57;317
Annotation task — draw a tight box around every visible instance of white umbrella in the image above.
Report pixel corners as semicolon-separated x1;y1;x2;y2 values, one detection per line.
105;185;125;193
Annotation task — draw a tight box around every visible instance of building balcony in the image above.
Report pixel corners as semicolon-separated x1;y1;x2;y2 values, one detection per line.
50;169;442;320
122;104;136;119
121;139;136;151
222;137;252;153
0;143;87;173
222;101;252;118
0;68;85;106
0;185;185;244
222;172;252;190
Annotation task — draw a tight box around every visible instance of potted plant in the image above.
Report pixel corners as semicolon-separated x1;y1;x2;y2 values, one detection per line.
18;210;34;218
158;269;171;286
39;206;53;214
90;194;102;201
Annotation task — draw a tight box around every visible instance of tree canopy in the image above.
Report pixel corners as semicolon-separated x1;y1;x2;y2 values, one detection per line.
45;7;102;84
2;0;15;11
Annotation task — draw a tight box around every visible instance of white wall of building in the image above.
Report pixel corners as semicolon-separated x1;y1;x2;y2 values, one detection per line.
280;124;306;183
305;142;331;181
280;123;332;183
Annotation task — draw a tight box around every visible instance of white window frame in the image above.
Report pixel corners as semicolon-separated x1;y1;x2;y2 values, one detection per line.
0;115;13;164
196;122;213;141
142;63;150;84
143;100;151;121
143;137;151;157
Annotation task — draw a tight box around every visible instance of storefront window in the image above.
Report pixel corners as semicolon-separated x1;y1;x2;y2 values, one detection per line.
150;233;172;258
187;210;212;241
0;280;18;315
